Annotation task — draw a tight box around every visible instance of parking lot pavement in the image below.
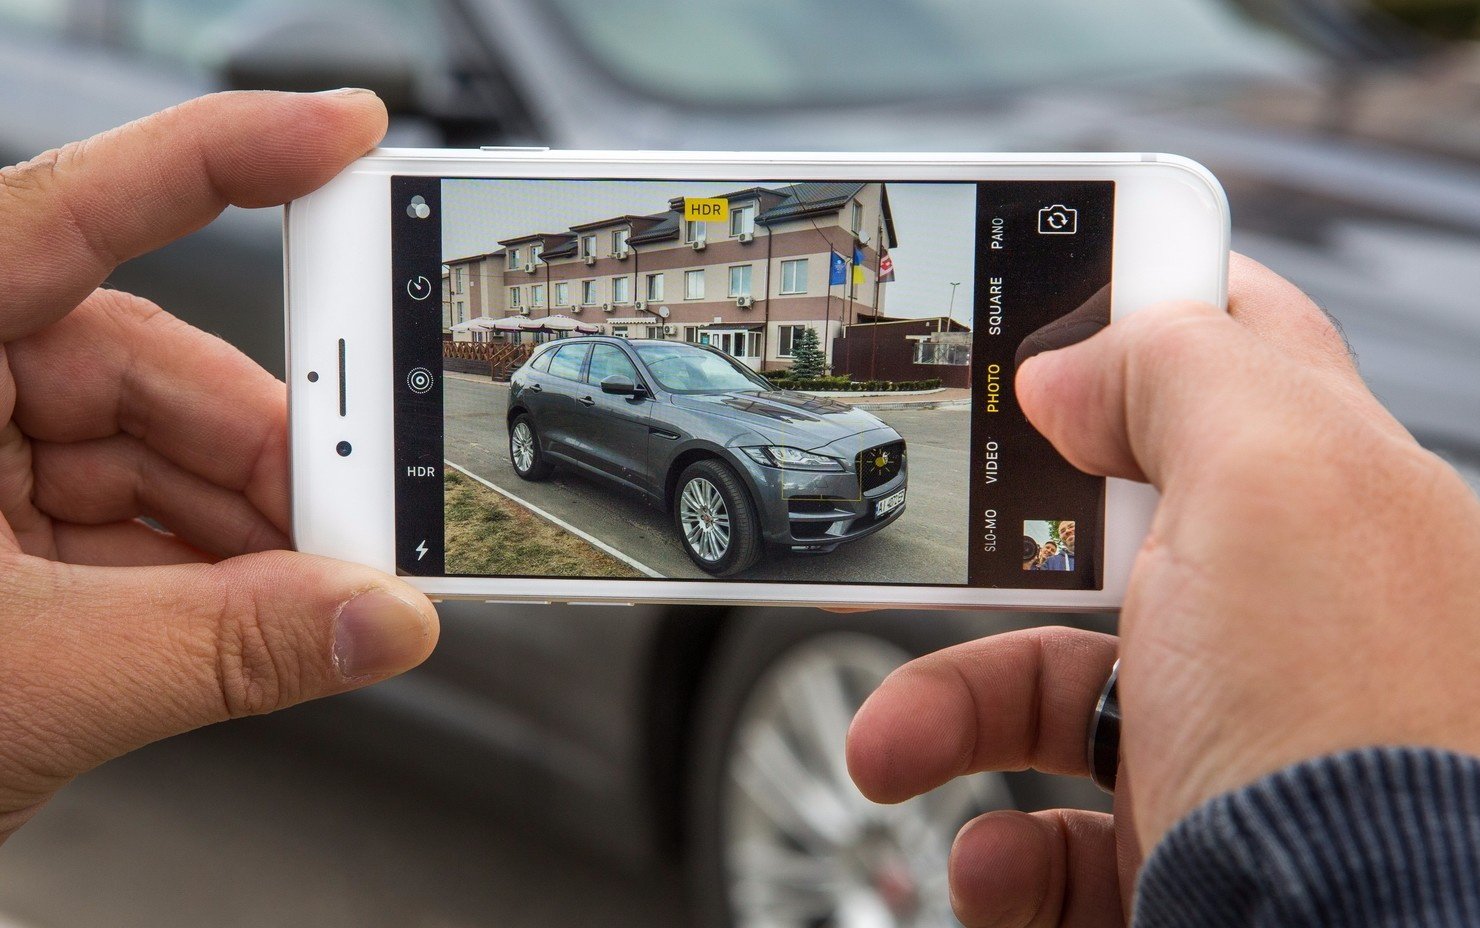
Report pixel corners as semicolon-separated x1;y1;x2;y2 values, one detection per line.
443;376;969;584
0;717;686;928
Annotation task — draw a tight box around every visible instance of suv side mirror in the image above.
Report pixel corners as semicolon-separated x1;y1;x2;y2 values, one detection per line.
221;13;418;113
601;375;642;397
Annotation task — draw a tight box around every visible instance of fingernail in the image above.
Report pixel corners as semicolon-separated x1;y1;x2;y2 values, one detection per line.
318;87;375;97
333;589;433;679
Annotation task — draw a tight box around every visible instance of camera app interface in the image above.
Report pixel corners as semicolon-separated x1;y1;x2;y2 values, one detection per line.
391;176;1112;589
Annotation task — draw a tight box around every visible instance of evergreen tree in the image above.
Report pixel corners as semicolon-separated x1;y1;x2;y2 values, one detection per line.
789;327;825;379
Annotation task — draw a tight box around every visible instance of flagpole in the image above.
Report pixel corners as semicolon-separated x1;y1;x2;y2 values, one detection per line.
870;205;884;380
824;252;834;372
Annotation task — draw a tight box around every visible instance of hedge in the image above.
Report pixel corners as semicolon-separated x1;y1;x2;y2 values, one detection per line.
766;376;943;393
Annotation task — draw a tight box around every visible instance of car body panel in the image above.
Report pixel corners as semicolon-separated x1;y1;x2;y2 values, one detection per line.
511;337;909;551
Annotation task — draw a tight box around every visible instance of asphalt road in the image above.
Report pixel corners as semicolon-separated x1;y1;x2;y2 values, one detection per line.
0;716;686;928
443;376;970;584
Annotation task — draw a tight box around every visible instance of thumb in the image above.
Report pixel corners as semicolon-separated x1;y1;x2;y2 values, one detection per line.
0;550;437;818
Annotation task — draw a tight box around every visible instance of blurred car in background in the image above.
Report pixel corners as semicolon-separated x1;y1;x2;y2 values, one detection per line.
3;1;1479;926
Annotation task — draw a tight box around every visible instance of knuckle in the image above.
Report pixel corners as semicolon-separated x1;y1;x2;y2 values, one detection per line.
208;571;302;718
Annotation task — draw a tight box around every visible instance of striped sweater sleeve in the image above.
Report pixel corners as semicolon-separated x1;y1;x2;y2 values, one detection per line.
1133;747;1480;928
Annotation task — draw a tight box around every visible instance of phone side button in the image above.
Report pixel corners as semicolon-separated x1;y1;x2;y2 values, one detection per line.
565;601;635;608
484;598;554;606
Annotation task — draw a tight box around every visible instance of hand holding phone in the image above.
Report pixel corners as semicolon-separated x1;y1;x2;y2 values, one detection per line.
286;149;1229;609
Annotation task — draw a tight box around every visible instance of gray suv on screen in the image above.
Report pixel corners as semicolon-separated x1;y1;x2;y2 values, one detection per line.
507;336;907;575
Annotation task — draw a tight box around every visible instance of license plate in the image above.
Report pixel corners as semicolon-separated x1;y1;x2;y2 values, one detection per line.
875;488;906;517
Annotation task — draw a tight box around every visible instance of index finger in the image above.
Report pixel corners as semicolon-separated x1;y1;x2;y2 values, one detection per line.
0;89;387;341
846;627;1116;804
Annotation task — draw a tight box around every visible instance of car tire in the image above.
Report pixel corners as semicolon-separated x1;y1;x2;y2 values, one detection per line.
508;414;554;481
682;610;1028;928
674;459;763;576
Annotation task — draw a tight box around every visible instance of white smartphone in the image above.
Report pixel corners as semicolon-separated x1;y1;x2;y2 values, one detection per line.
285;149;1228;610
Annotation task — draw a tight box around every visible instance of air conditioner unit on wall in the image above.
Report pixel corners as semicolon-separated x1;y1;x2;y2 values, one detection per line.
603;303;614;313
570;305;582;313
519;306;530;315
691;240;706;251
736;296;754;308
612;249;630;260
738;232;754;243
524;263;536;273
634;301;647;311
664;325;677;336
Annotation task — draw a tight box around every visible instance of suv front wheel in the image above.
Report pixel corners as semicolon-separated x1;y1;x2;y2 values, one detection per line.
674;459;763;576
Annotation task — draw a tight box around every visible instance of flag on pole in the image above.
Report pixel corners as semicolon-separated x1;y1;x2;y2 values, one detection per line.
878;251;895;282
829;251;847;286
852;246;865;286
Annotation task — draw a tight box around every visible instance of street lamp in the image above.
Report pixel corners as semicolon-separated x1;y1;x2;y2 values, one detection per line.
947;281;961;324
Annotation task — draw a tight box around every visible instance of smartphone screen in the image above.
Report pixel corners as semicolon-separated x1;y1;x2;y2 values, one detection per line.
389;176;1112;590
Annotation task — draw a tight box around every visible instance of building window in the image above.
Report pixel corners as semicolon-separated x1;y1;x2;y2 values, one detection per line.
684;220;707;244
612;276;632;304
612;229;630;254
531;243;543;264
555;282;570;306
581;234;597;258
707;330;761;358
683;325;701;343
777;324;810;358
850;202;863;235
685;269;705;300
612;325;629;338
646;272;664;301
730;204;756;237
507;247;521;269
582;280;598;305
780;258;808;295
728;265;753;298
453;266;466;293
531;284;545;306
510;287;522;307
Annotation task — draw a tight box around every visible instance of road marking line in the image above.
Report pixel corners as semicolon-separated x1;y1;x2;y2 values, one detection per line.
445;460;664;579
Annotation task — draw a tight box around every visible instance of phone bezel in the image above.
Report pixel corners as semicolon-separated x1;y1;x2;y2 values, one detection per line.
286;150;1229;609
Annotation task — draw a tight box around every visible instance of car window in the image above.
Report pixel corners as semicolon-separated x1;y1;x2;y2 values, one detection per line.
587;344;638;386
0;0;67;33
634;343;768;394
530;348;555;373
115;0;444;75
535;0;1308;108
546;343;589;381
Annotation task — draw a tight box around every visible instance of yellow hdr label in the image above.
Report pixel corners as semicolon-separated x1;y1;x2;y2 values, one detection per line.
683;197;729;223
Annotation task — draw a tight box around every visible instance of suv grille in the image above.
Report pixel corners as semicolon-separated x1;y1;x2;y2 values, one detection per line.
857;441;905;493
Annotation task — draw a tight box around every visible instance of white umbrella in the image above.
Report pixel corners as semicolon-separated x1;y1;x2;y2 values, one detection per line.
537;314;602;334
449;318;492;333
491;315;538;331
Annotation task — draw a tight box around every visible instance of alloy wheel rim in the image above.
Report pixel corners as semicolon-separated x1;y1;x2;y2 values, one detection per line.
511;422;535;472
679;477;731;562
722;633;1014;928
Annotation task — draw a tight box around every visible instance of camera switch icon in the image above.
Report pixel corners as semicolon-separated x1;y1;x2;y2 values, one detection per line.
1038;204;1078;235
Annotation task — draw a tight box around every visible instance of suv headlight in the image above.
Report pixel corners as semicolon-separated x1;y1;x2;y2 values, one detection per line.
741;446;845;472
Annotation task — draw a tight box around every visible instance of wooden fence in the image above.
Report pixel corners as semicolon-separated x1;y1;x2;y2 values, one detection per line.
442;341;533;380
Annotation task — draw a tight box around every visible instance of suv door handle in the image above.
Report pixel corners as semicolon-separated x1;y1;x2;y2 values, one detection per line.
579;395;596;407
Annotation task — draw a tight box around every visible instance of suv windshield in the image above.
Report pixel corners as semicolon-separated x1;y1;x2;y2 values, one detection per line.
635;342;770;394
531;0;1305;108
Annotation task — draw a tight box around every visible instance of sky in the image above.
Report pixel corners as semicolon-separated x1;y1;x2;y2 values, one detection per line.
440;178;978;324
